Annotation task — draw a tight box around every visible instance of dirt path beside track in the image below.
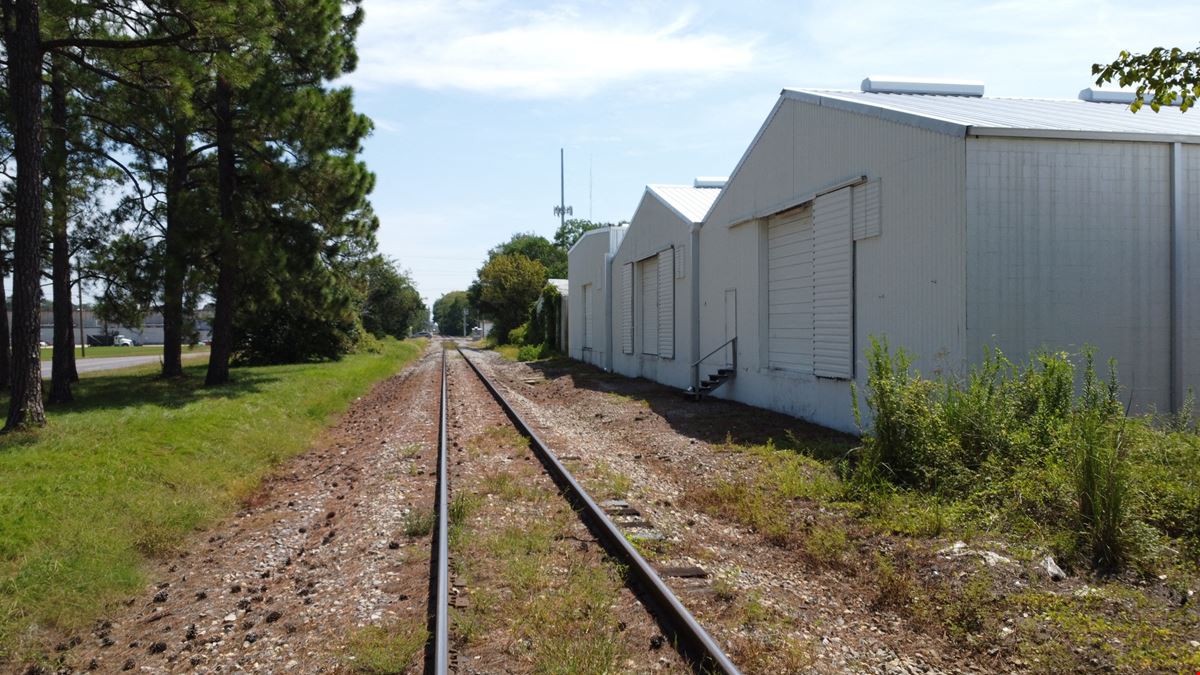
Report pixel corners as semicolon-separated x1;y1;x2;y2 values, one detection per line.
62;344;444;674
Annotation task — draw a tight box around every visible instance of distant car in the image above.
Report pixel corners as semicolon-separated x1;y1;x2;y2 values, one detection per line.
112;334;135;347
414;331;431;338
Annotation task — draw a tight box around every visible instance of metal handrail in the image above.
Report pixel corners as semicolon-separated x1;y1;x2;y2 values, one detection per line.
691;336;736;368
691;336;736;392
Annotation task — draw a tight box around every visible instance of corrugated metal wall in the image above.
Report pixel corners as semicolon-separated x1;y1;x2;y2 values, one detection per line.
1181;145;1200;404
966;138;1173;411
701;98;968;433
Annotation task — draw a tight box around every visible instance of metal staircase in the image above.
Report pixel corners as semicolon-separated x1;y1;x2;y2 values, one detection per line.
690;337;736;400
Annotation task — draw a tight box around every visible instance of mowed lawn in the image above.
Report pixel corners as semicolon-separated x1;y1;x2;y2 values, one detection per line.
38;345;210;360
0;339;424;660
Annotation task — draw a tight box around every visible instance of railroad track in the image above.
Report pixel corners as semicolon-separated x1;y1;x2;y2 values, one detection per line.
426;342;741;674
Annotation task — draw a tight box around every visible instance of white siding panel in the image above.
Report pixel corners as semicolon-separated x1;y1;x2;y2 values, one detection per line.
620;263;633;354
767;207;813;371
658;249;675;359
674;244;686;279
853;180;882;240
813;187;854;379
639;257;659;355
966;138;1171;411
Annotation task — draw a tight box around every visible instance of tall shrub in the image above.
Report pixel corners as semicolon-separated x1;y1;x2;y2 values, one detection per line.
856;338;956;491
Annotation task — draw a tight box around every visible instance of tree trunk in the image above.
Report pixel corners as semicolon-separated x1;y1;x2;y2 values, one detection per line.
205;76;236;387
0;270;9;391
161;120;189;378
48;53;74;404
4;0;47;430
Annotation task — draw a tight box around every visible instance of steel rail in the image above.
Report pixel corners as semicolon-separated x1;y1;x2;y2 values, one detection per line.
455;347;742;675
432;348;450;674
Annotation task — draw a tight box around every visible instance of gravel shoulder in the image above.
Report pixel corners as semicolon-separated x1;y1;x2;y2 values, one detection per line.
463;350;1064;674
444;350;686;673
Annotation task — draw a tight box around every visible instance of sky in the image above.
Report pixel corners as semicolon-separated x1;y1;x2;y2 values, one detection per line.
342;0;1200;306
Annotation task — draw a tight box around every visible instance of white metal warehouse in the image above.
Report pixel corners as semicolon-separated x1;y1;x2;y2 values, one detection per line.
699;79;1199;433
570;79;1199;434
610;181;722;389
567;226;626;370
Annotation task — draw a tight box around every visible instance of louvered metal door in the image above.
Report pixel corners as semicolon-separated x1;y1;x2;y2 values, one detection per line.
657;249;674;359
766;207;814;371
813;187;854;379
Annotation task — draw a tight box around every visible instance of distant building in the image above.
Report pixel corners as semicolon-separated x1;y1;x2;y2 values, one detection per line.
18;308;213;346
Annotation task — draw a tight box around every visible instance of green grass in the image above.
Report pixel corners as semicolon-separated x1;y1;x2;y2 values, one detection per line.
345;621;427;673
493;344;520;361
0;338;424;661
38;344;210;359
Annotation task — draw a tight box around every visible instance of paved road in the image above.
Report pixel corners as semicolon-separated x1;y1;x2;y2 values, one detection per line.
40;351;209;377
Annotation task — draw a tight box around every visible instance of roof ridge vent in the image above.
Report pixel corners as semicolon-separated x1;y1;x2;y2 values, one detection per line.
861;77;984;97
1078;87;1179;106
693;176;727;188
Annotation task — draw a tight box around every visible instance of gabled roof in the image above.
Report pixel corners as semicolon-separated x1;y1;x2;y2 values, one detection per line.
783;89;1200;141
566;224;626;256
646;184;722;224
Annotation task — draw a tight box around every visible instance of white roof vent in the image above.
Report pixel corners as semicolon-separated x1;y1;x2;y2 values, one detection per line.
1078;88;1137;104
861;77;984;97
1078;87;1179;106
693;176;727;188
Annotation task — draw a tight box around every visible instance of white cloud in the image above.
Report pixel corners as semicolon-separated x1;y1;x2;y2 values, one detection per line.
348;1;757;98
790;0;1200;97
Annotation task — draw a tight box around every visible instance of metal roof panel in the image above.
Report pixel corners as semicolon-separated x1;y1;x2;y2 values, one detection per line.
646;184;722;224
784;89;1200;139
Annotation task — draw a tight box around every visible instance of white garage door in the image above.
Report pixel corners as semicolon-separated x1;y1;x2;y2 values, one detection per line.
639;257;658;355
813;186;854;379
657;249;674;359
767;206;814;371
582;283;593;349
620;263;633;354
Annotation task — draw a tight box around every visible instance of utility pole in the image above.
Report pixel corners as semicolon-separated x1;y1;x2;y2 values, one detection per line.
75;258;85;358
553;148;572;228
461;305;467;338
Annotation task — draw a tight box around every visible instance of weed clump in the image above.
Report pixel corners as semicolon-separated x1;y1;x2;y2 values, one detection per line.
854;337;1198;573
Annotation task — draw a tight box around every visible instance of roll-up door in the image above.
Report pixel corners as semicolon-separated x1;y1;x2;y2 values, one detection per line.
639;257;658;355
657;248;674;359
813;187;854;379
767;206;814;371
620;263;633;354
582;283;593;349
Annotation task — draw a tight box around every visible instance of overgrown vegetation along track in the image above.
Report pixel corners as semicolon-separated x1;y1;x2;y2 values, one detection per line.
428;343;739;673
